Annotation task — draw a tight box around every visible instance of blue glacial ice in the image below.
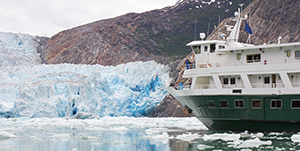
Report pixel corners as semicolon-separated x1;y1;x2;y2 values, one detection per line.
0;62;170;118
0;32;171;118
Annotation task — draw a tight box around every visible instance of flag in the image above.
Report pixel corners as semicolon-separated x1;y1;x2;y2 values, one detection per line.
245;22;252;35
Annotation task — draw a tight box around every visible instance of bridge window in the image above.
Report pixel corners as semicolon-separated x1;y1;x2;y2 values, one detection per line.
204;46;208;52
247;54;261;63
192;46;201;54
271;99;282;109
210;44;216;53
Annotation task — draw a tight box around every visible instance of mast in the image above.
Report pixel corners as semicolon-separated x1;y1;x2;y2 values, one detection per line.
227;8;246;42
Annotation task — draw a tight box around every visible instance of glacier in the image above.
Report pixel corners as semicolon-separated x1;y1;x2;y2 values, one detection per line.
0;32;171;118
0;32;42;67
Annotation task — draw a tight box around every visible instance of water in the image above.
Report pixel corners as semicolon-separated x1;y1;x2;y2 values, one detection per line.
1;117;300;151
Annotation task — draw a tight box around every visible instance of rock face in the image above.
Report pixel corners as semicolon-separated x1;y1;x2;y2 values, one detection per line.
43;0;250;66
208;0;300;45
151;94;193;117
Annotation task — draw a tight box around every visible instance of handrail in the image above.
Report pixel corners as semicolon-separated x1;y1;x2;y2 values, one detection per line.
184;58;300;69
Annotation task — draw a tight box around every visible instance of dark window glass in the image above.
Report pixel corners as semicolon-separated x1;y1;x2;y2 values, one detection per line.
264;77;270;84
271;99;282;109
295;51;300;59
220;100;229;108
223;78;229;85
210;44;216;52
292;100;300;108
234;99;244;108
207;100;215;108
254;54;261;62
219;45;225;49
204;46;208;52
252;100;261;108
247;54;261;63
230;78;236;85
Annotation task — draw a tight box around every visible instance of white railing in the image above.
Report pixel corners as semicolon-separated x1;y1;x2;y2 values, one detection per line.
222;84;245;89
194;84;217;89
292;82;300;87
183;58;300;70
173;83;287;90
251;83;285;88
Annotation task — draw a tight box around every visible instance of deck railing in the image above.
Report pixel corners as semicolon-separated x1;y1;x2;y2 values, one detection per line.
184;58;300;70
194;84;217;89
251;83;285;88
292;82;300;87
173;83;288;90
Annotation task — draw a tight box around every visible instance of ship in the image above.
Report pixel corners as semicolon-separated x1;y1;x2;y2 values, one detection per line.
166;8;300;131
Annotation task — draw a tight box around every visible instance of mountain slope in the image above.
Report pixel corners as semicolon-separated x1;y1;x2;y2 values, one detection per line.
208;0;300;44
43;0;252;66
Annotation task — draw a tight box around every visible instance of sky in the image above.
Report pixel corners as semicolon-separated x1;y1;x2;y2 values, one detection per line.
0;0;177;37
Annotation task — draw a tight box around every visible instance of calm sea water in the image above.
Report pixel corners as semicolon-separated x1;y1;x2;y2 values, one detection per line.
0;117;300;151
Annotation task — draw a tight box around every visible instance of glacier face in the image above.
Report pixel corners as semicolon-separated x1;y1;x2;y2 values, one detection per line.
0;32;170;118
0;32;42;67
0;62;170;118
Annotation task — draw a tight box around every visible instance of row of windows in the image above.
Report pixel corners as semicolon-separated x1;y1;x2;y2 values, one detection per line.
192;44;220;54
206;99;300;109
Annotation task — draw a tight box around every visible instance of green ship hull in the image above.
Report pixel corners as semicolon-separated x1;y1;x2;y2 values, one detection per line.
175;94;300;131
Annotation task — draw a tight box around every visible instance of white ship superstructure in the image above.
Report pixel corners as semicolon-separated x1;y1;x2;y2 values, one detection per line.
167;8;300;131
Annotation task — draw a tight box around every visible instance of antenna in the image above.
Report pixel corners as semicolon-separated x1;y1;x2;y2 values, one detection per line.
207;17;211;36
194;18;197;40
239;3;244;13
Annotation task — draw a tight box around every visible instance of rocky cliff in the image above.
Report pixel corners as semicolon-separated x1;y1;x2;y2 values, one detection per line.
42;0;250;66
208;0;300;44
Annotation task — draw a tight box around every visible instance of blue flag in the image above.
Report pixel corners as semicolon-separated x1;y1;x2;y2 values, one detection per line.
245;22;252;34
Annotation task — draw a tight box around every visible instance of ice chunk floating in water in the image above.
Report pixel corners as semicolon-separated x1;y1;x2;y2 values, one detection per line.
0;61;170;118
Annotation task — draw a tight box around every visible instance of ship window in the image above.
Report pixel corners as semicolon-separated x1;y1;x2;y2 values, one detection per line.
220;100;229;108
247;54;261;63
252;99;262;108
291;100;300;108
210;44;216;53
295;51;300;59
193;46;201;54
219;45;225;49
230;77;236;85
264;77;270;84
223;78;229;85
234;99;244;108
237;53;242;61
204;46;208;52
271;99;282;109
286;50;291;58
207;100;215;108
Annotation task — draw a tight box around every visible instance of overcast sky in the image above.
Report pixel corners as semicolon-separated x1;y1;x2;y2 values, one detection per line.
0;0;176;37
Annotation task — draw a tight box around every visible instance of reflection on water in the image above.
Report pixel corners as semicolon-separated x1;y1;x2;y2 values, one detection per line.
1;117;300;151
